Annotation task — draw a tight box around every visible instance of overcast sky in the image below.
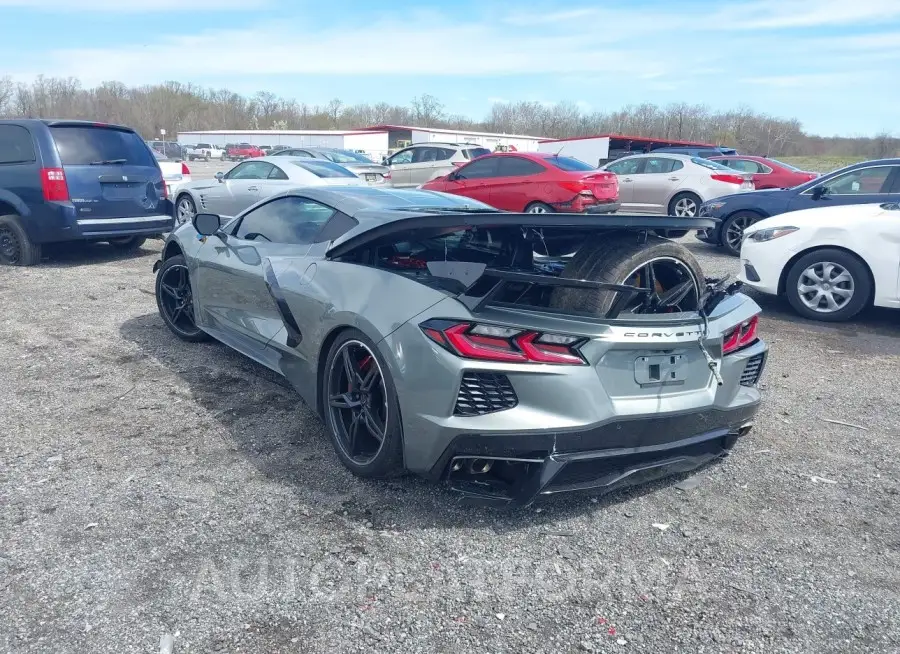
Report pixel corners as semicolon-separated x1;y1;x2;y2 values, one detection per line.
1;0;897;136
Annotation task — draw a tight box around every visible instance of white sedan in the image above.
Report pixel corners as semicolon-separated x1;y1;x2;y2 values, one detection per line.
153;150;192;197
739;202;900;321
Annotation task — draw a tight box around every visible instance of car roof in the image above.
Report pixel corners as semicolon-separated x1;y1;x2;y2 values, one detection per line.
611;153;697;161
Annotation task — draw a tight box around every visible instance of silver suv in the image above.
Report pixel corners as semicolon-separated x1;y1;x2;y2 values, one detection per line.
383;142;491;187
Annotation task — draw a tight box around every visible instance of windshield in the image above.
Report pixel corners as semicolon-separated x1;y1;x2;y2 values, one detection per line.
546;156;596;171
691;157;733;171
52;126;156;166
325;149;376;164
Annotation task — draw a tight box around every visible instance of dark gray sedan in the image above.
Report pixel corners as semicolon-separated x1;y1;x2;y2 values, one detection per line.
271;147;391;185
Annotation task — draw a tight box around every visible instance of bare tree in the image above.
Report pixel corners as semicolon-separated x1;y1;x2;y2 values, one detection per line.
410;94;444;127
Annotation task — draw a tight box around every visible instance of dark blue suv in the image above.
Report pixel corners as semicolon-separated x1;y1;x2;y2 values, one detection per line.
0;119;173;266
697;158;900;255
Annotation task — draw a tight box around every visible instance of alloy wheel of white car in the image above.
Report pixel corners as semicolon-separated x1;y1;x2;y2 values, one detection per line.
796;261;855;313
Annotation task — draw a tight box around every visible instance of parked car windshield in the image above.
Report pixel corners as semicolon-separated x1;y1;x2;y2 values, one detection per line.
52;126;156;166
290;160;358;178
546;156;596;172
326;149;376;164
691;157;733;171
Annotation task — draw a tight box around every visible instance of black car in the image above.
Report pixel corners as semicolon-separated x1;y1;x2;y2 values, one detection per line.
0;119;173;266
652;146;738;158
697;158;900;255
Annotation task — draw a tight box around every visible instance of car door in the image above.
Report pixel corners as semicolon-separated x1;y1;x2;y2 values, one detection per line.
257;162;296;200
490;156;546;210
603;158;643;209
438;156;500;205
788;164;900;212
385;147;415;187
406;147;442;186
194;195;339;358
620;157;681;213
217;160;274;214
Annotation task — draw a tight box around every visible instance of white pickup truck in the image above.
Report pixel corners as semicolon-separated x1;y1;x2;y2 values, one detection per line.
186;143;226;161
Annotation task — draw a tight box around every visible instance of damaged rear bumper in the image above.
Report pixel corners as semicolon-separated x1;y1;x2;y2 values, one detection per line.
431;403;759;506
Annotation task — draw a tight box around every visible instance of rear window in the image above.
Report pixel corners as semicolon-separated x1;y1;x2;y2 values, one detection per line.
196;143;212;149
767;158;802;172
326;149;376;164
463;147;491;159
691;157;733;171
546;156;596;172
51;126;155;166
290;160;358;178
0;125;36;164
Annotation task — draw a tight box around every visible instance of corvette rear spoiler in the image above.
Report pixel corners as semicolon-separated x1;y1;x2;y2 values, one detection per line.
325;211;715;259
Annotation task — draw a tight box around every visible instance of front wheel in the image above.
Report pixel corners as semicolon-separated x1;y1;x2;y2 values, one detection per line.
721;211;762;256
175;194;196;225
785;249;870;322
155;254;210;342
322;330;404;479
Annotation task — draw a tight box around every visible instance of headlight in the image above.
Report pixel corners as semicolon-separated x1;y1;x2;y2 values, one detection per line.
705;201;727;211
748;226;798;242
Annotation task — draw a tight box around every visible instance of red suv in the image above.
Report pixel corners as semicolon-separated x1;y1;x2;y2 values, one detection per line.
710;155;818;190
421;152;619;214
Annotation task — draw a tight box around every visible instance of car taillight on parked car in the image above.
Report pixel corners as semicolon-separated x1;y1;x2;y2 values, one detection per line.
383;171;392;180
722;315;759;355
181;162;191;175
420;320;587;365
559;181;593;197
710;174;747;186
40;168;69;202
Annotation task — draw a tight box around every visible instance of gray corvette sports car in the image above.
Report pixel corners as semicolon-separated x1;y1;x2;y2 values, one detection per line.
153;186;767;505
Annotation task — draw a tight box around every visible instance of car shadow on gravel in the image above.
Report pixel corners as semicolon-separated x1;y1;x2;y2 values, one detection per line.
39;238;164;268
119;313;724;531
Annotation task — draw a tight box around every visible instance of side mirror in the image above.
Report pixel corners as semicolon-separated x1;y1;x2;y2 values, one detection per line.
193;212;222;237
215;171;225;183
811;185;826;200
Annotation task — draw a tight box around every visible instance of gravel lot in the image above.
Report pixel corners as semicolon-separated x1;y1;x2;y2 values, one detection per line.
1;231;899;653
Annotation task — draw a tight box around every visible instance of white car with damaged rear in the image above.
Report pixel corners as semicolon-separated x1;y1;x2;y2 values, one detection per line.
739;202;900;322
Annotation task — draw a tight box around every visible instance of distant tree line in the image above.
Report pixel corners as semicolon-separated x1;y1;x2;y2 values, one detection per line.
0;75;896;159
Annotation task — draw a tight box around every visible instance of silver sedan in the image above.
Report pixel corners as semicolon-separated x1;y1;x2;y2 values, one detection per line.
172;156;365;224
270;147;391;185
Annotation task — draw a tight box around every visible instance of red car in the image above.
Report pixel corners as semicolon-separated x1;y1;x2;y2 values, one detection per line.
226;143;264;161
420;152;619;214
710;155;818;190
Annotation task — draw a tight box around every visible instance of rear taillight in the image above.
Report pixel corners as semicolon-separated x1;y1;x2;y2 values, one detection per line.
711;174;747;186
181;162;191;175
722;315;759;355
420;320;586;365
383;171;392;180
161;183;168;200
40;168;69;202
560;180;591;196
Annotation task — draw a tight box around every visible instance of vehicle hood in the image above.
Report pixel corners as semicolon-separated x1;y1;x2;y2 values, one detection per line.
745;202;895;234
181;179;222;191
326;213;714;258
343;163;390;174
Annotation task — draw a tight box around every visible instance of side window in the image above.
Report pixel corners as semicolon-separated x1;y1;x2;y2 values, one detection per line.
227;161;273;179
413;147;440;163
436;147;456;161
456;157;500;179
235;197;336;245
268;165;289;180
389;149;414;165
732;160;762;173
498;156;546;177
643;158;679;174
607;159;643;175
819;166;894;195
0;125;36;164
889;168;900;194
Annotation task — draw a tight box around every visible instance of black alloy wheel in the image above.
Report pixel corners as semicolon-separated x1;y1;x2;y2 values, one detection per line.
326;340;390;466
155;255;208;341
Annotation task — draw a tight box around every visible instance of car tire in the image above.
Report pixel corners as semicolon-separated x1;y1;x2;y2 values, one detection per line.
107;236;147;250
720;211;762;256
551;233;704;315
784;248;870;322
667;192;702;217
525;201;554;214
0;214;41;266
155;254;210;342
175;194;196;225
322;329;404;479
